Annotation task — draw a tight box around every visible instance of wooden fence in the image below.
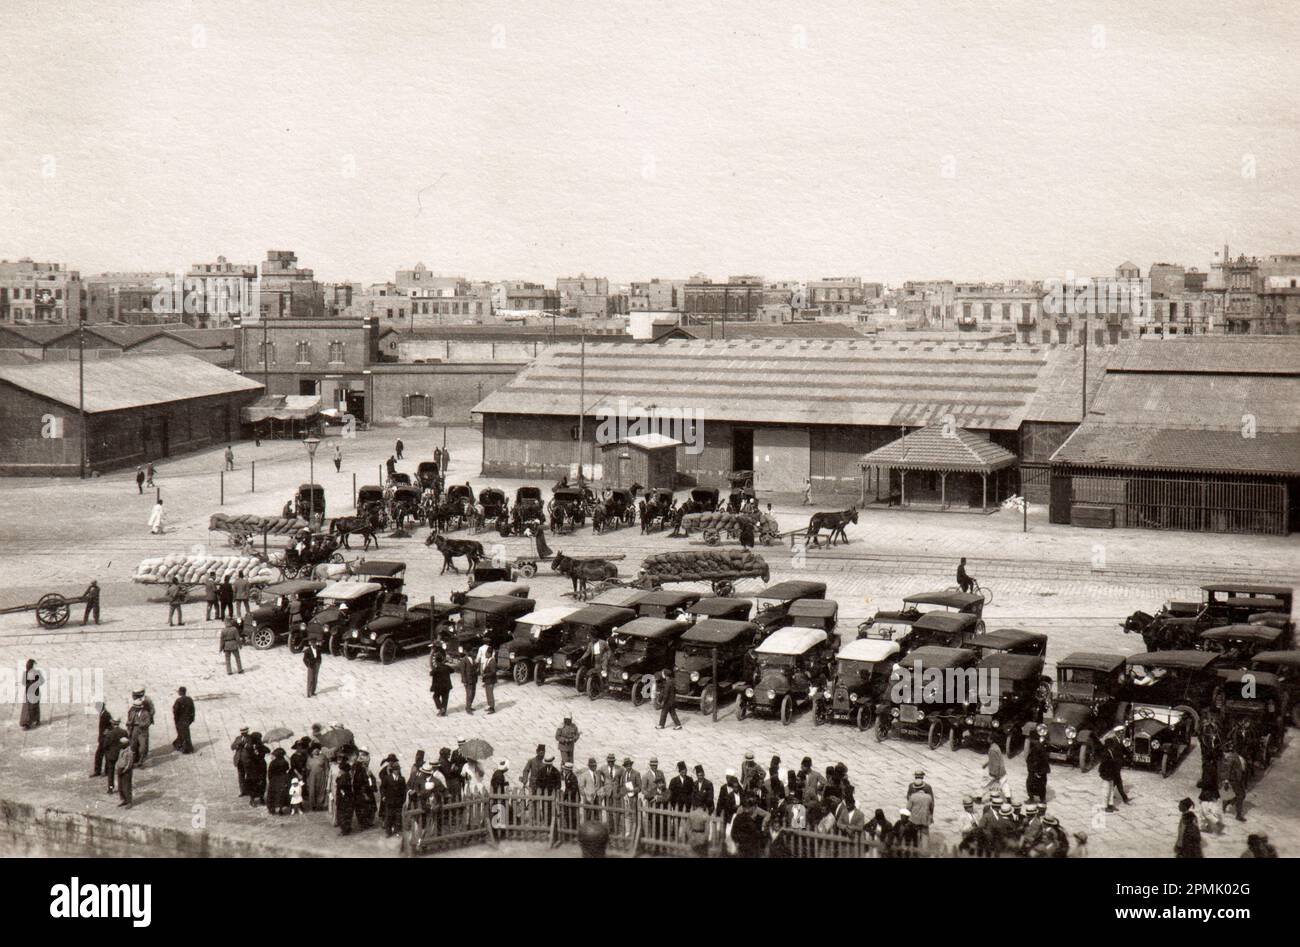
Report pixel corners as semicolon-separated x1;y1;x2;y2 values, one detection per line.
400;790;965;858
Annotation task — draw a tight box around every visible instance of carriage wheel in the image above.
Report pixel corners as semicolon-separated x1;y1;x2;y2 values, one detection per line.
702;528;720;546
517;560;538;579
712;580;734;597
329;552;344;564
36;593;71;629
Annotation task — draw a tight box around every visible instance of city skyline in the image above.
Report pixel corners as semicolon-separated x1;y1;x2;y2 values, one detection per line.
3;1;1299;285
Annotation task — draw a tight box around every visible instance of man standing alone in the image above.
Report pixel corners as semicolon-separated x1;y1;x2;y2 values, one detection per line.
172;686;195;754
224;445;235;471
167;578;185;626
303;639;322;698
655;668;682;730
220;618;243;674
81;580;100;626
135;466;145;494
555;716;580;765
429;651;452;716
459;648;479;714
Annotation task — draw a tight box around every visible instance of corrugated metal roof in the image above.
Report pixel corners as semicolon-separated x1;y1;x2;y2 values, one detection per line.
858;424;1018;471
1106;337;1300;375
475;339;1106;431
1050;425;1300;476
0;354;262;412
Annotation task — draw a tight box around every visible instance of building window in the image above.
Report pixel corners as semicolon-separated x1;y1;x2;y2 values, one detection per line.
962;302;972;321
295;340;311;363
402;394;432;417
259;342;276;365
1021;303;1032;321
328;341;345;363
1001;303;1010;320
982;303;991;321
1042;330;1051;343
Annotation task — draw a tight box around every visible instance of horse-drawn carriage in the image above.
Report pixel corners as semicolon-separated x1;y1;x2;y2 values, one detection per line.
640;488;676;533
477;488;509;533
416;461;443;493
549;485;588;534
726;471;755;513
388;485;423;529
690;487;721;513
512;487;545;534
430;485;475;532
594;488;637;533
279;531;346;578
291;483;326;521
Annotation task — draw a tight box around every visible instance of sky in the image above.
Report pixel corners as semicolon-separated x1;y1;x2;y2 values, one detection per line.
1;0;1298;285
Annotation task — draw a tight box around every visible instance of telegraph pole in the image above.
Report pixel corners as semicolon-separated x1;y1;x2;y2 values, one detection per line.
576;332;586;482
78;305;86;479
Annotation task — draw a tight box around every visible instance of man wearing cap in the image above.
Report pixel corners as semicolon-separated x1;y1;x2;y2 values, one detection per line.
204;572;219;621
378;754;406;837
231;726;250;796
115;736;137;808
171;686;196;754
599;754;621;808
303;638;323;698
490;760;510;794
555;715;580;765
668;762;695;810
1025;730;1051;802
739;751;762;793
126;688;156;765
906;780;933;843
90;701;112;778
715;770;742;823
655;667;682;730
219;618;243;675
692;765;715;813
907;770;934;804
101;717;128;793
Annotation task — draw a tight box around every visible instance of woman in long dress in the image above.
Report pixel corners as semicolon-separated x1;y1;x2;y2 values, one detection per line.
266;747;291;815
305;746;331;811
18;659;42;729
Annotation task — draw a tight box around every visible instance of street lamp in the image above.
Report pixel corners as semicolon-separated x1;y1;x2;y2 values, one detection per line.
303;435;321;524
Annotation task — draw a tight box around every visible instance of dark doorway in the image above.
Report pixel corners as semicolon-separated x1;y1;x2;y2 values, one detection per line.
732;428;753;473
299;379;318;396
344;390;366;423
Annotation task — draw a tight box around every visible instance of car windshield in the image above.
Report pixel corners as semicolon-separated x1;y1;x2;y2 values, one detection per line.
461;612;487;631
616;638;648;656
837;660;872;682
758;654;796;669
678;644;714;662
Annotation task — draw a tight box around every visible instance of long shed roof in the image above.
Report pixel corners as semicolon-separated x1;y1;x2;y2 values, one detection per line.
0;354;262;412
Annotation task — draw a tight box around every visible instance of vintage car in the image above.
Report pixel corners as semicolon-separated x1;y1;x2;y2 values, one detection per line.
305;580;404;655
1125;583;1295;653
416;462;442;490
501;604;584;684
690;487;721;512
752;580;828;636
635;589;702;620
279;531;345;579
904;611;983;653
512;487;545;532
587;587;654;610
738;627;832;725
815;637;901;730
785;599;840;647
1109;650;1223;776
466;564;513;587
683;596;753;623
857;589;986;640
1215;668;1284;771
587;617;691;704
1198;624;1287;667
1201;583;1293;624
875;645;981;748
1036;652;1127;769
548;486;588;530
452;594;537;655
950;653;1046;756
670;618;759;715
345;600;457;664
541;604;637;690
965;628;1049;659
348;559;407;587
1249;650;1300;726
293;483;327;520
241;580;327;651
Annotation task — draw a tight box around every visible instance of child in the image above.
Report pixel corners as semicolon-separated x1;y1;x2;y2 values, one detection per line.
289;774;304;815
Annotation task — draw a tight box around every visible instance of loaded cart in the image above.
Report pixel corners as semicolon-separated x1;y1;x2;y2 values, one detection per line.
635;549;771;597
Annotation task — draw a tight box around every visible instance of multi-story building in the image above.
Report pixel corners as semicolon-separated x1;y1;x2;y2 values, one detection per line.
683;276;763;323
502;283;560;312
83;272;173;325
556;275;608;310
258;250;325;321
806;278;866;317
238;317;381;415
629;278;687;311
950;283;1048;339
0;259;83;325
395;263;467;298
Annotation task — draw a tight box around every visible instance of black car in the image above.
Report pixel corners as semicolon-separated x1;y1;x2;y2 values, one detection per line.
876;645;981;747
542;604;637;690
950;652;1046;756
241;580;326;651
501;605;583;684
1111;650;1224;776
671;618;759;715
751;580;828;636
453;594;537;656
1198;624;1288;667
345;600;457;664
815;637;902;730
683;596;753;623
635;589;702;620
306;580;406;655
588;617;691;704
1037;652;1127;769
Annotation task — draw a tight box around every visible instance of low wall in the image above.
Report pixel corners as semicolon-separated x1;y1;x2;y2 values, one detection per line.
0;798;321;858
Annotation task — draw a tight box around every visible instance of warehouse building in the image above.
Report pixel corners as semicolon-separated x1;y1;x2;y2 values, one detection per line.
1049;337;1300;534
473;338;1108;496
0;354;262;475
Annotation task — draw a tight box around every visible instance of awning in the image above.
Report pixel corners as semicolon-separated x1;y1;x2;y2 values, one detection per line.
242;394;323;423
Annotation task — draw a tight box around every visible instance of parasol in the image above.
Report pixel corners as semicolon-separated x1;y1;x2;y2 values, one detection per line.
319;727;355;749
263;727;294;743
460;738;493;761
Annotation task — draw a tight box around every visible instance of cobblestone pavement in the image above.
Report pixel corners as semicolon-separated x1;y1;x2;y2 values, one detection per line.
1;428;1297;857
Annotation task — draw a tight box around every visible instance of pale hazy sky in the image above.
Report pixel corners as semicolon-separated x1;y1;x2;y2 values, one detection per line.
2;0;1297;285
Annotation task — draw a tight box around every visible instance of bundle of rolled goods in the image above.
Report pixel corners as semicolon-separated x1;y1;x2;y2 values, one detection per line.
639;549;770;584
133;554;278;586
208;513;311;536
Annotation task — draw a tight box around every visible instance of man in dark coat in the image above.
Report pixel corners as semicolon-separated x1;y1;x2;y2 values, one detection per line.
692;764;715;813
459;649;479;713
303;639;323;698
536;754;561;794
240;732;268;806
218;576;234;620
1225;749;1248;822
395;438;404;460
231;726;250;795
81;580;101;626
668;761;695;810
101;718;128;792
730;794;766;858
91;702;113;777
1025;732;1050;802
171;686;195;754
352;753;378;829
430;651;452;715
115;738;136;808
378;755;406;837
335;763;355;835
656;668;682;730
715;771;742;823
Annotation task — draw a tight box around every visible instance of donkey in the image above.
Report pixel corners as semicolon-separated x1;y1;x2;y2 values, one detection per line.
426;532;485;575
806;506;858;547
552;552;619;599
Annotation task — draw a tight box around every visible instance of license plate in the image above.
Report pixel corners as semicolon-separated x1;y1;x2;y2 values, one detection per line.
1133;753;1150;763
975;714;993;726
900;706;919;723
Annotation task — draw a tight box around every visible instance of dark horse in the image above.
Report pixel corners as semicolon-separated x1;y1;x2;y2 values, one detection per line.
806;506;858;547
330;503;383;550
552;552;618;599
425;533;485;574
1122;610;1202;653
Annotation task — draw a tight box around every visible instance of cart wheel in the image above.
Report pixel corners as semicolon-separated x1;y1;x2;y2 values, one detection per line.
700;685;717;716
329;552;344;564
517;561;538;579
379;638;397;665
252;626;276;651
513;661;531;685
702;528;720;546
780;695;793;726
875;716;889;742
585;673;600;701
856;705;873;732
927;718;944;750
35;593;71;629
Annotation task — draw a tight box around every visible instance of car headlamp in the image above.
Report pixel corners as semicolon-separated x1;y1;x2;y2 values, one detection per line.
745;688;754;698
690;671;700;683
1065;726;1077;740
621;672;629;681
766;690;776;700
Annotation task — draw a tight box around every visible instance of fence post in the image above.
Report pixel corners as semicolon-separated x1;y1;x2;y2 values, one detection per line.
353;473;357;510
220;469;224;506
251;460;255;493
548;791;559;848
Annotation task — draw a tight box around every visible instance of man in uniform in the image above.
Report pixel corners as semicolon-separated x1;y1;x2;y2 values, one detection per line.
231;726;250;795
101;717;128;793
171;686;195;754
126;687;155;765
555;715;580;764
220;618;243;674
81;580;101;626
1025;731;1051;802
90;701;112;777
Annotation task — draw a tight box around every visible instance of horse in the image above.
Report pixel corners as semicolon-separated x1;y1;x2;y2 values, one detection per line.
552;552;618;599
330;505;382;551
1122;610;1200;652
806;506;858;547
425;533;485;575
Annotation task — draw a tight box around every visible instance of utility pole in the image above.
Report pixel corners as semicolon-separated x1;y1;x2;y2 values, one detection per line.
576;332;586;482
1081;307;1088;421
78;306;86;479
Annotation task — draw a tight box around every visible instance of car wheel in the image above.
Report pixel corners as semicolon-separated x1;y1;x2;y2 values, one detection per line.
574;669;587;693
737;699;748;721
288;633;304;654
927;718;944;750
586;673;600;701
328;633;342;657
631;678;648;707
780;695;793;726
855;704;874;732
343;643;357;661
1077;743;1092;772
875;715;889;742
950;725;962;752
700;686;717;716
378;638;397;665
534;664;546;686
252;626;276;651
512;661;531;685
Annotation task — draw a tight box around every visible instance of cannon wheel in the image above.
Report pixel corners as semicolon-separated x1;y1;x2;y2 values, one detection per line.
36;593;71;629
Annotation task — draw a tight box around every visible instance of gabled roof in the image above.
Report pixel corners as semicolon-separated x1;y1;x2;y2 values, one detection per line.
0;354;262;412
859;424;1018;472
1051;426;1300;476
